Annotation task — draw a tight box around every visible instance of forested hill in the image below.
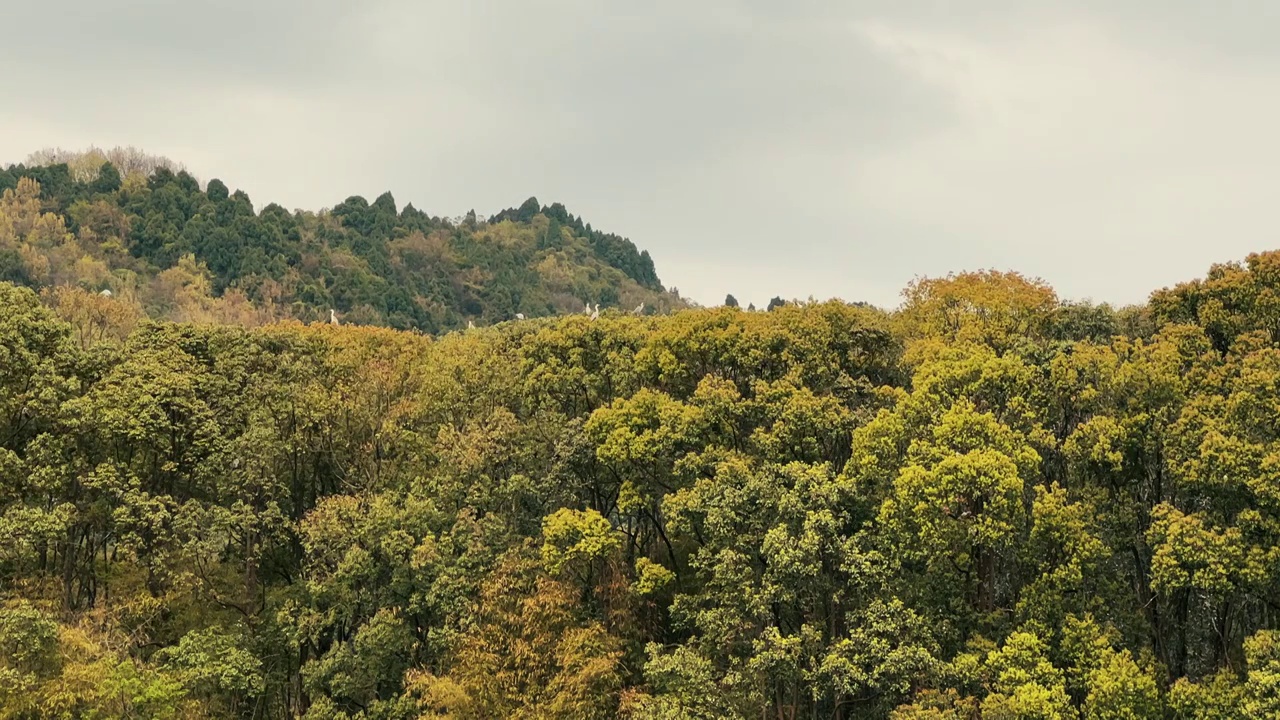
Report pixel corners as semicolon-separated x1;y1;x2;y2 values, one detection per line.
0;147;682;333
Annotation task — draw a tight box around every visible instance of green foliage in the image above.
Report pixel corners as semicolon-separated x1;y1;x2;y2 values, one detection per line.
156;626;265;699
541;508;621;577
0;601;59;679
979;631;1074;720
7;240;1280;719
1243;630;1280;719
1081;649;1161;720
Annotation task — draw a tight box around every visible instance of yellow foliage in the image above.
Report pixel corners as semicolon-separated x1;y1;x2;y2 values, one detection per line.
42;285;145;348
0;177;43;238
17;245;51;283
408;550;622;720
899;270;1058;358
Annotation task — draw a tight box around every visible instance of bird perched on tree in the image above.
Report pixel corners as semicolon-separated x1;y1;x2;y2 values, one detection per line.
468;320;475;330
515;313;525;320
100;289;113;297
329;309;339;325
632;302;644;315
584;301;591;315
590;304;600;321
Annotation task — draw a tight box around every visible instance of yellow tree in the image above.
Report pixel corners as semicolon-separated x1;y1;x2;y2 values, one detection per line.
899;271;1058;358
408;548;623;720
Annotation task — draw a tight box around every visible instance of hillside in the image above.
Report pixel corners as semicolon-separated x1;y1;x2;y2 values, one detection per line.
0;147;683;333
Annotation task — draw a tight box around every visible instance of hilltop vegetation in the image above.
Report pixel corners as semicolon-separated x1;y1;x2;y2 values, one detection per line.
8;247;1280;718
0;147;681;333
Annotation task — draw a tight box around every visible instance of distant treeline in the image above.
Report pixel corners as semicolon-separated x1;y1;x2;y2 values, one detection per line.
0;147;680;334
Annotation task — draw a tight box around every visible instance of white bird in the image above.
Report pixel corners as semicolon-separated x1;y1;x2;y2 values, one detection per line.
515;313;525;320
99;289;112;297
468;320;475;330
590;303;600;321
329;309;340;325
584;301;591;315
632;302;644;315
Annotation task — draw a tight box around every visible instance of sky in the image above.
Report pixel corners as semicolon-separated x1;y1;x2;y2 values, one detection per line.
3;1;1280;309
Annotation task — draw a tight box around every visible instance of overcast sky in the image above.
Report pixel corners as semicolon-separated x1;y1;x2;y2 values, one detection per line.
3;1;1279;309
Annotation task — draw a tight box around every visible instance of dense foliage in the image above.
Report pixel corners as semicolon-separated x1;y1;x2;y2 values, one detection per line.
0;148;678;334
9;192;1280;716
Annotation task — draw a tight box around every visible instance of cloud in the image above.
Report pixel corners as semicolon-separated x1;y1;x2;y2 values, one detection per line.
4;1;1280;309
848;12;1280;305
4;0;358;85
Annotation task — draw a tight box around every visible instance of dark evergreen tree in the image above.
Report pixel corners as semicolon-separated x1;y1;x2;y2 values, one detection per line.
516;196;541;222
91;162;122;194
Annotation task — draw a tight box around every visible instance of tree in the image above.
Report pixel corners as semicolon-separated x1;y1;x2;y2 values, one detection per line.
517;196;541;223
899;270;1058;356
409;549;623;720
979;632;1074;720
206;178;230;202
1082;649;1161;720
91;161;122;194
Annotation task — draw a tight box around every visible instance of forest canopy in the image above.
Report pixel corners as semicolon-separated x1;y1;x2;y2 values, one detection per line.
6;148;1280;719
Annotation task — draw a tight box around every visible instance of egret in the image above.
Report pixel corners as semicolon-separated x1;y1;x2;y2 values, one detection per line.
99;289;113;297
590;303;600;321
515;313;525;320
632;302;644;315
329;309;339;325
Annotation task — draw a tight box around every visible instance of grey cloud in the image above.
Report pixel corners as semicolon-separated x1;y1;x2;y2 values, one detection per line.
4;1;1280;309
1080;0;1280;63
6;0;358;84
